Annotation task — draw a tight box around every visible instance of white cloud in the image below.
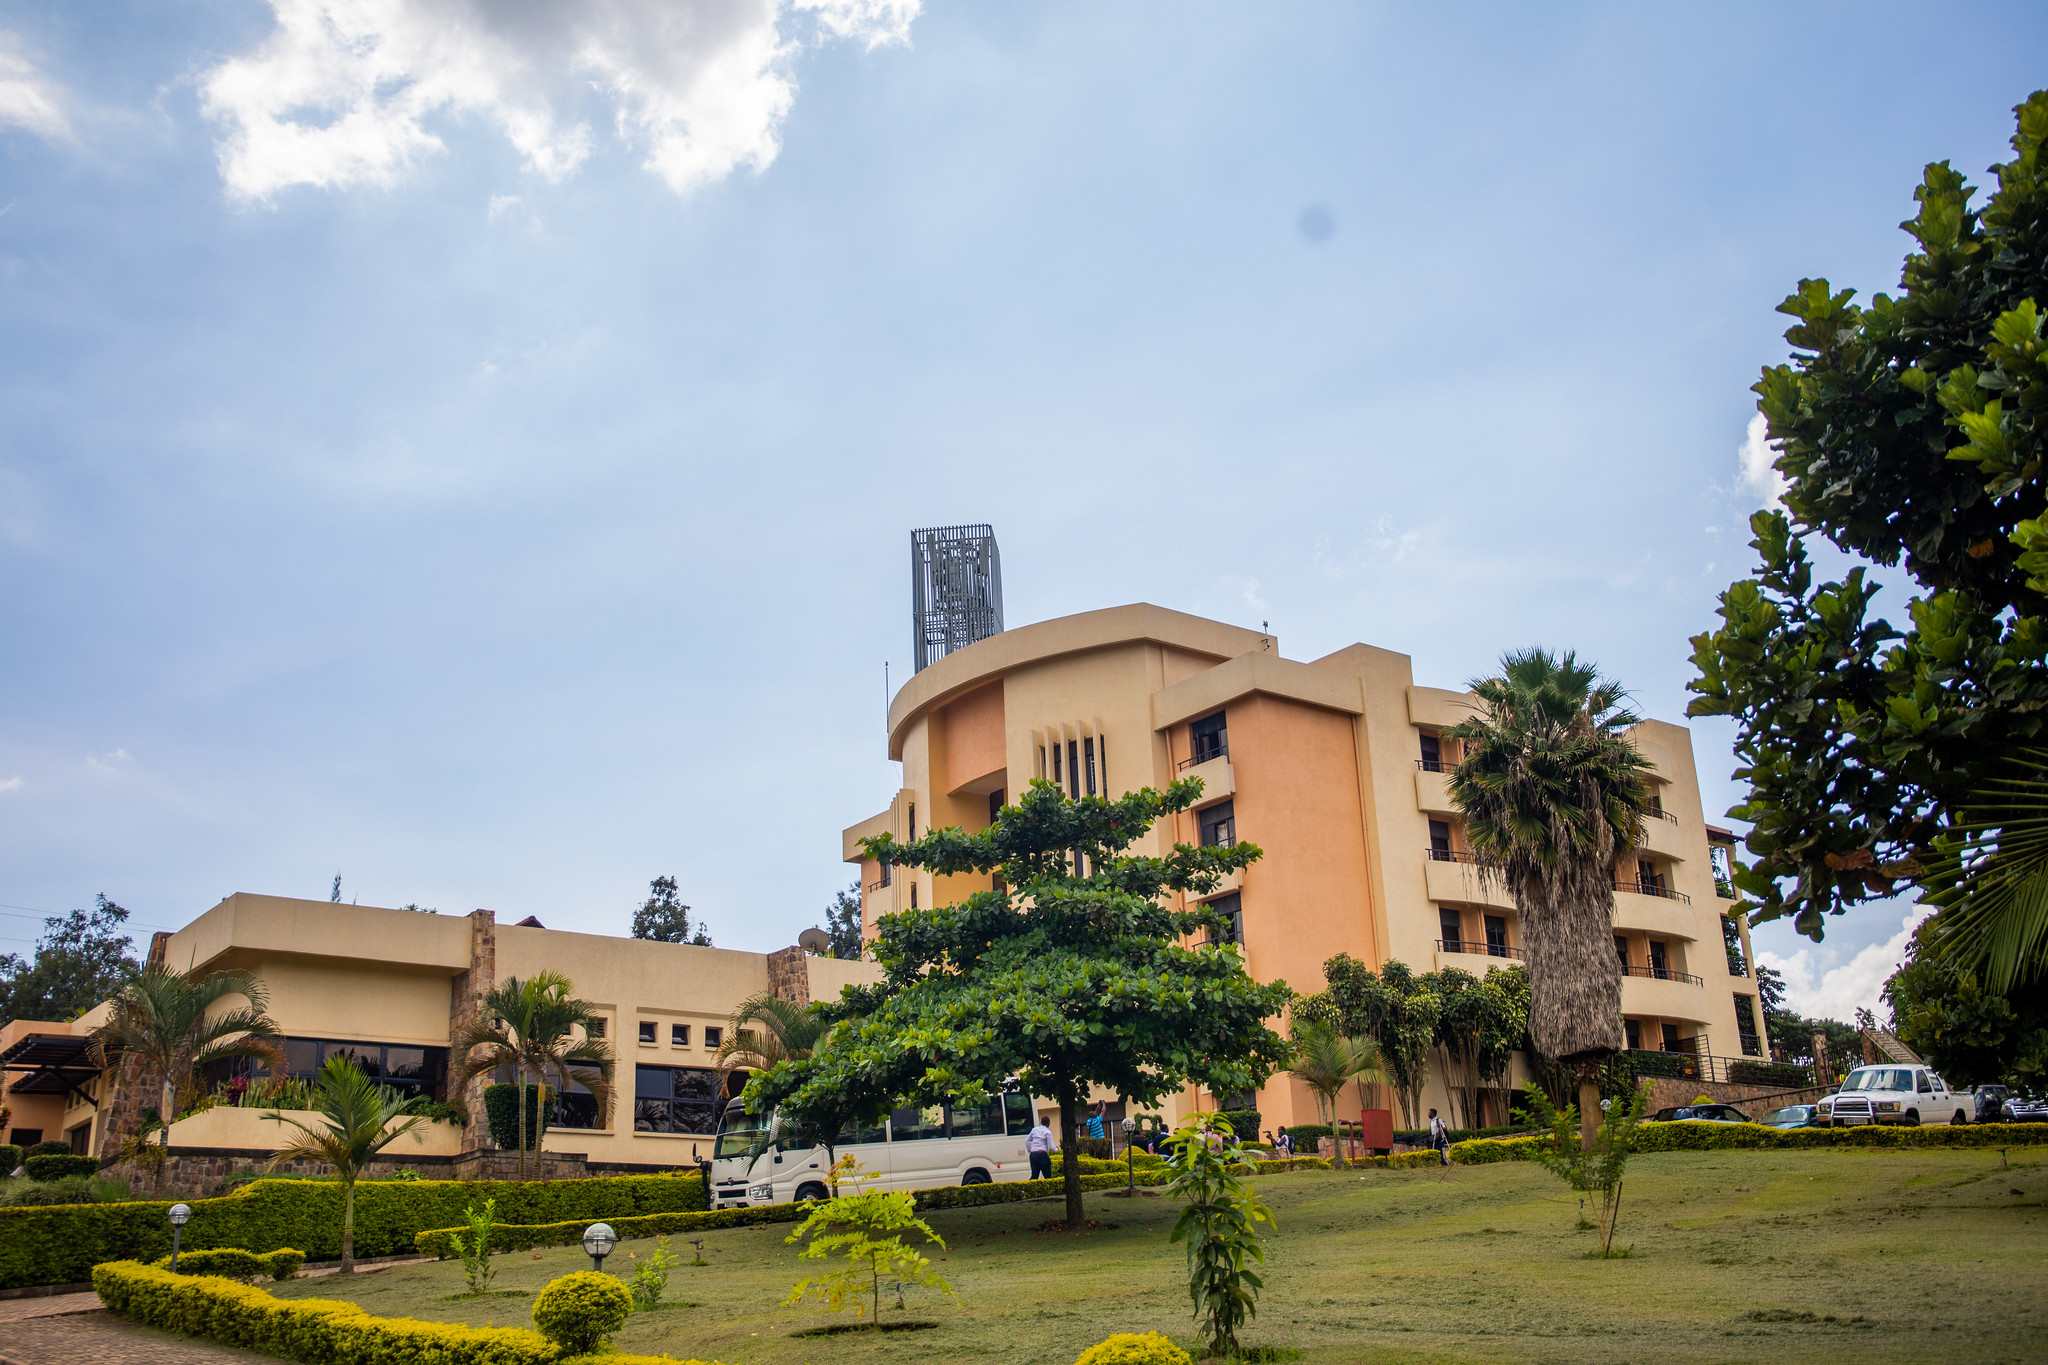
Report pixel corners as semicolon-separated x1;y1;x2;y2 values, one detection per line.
1736;412;1788;512
1757;903;1932;1025
487;193;521;219
0;776;22;794
0;31;71;141
86;748;134;774
198;0;919;203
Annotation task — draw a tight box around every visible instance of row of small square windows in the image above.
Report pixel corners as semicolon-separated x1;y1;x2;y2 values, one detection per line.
584;1018;724;1048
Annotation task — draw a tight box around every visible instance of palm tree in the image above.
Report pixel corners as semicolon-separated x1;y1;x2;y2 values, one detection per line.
264;1055;429;1273
91;964;286;1154
1915;751;2048;992
448;972;612;1179
1287;1018;1384;1168
713;991;826;1083
1446;648;1651;1148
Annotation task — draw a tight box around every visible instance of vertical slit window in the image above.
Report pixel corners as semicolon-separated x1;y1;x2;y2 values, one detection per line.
1084;738;1096;796
1067;741;1080;798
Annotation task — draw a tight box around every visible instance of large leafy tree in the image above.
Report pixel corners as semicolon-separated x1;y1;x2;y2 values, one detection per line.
746;778;1292;1230
1428;964;1529;1131
1688;92;2048;949
823;881;864;959
0;895;137;1027
1296;955;1439;1130
91;964;286;1141
1446;649;1651;1142
1886;917;2048;1089
632;875;711;945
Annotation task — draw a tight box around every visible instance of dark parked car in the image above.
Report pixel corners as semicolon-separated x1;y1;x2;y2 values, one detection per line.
1759;1104;1820;1129
1650;1103;1751;1124
1974;1086;2012;1123
2002;1092;2048;1123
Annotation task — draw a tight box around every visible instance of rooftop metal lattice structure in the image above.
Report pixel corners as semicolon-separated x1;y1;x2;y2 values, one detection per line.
911;524;1004;672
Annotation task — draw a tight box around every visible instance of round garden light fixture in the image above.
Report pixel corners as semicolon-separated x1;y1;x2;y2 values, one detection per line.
1600;1098;1613;1112
167;1203;193;1273
582;1222;617;1273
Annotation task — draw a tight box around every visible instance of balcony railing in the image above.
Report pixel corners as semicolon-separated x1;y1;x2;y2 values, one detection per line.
1621;964;1704;987
1425;848;1484;864
1414;758;1452;773
1614;879;1691;904
1178;744;1229;772
1714;878;1738;900
1620;1048;1816;1088
1439;938;1524;961
1643;808;1677;823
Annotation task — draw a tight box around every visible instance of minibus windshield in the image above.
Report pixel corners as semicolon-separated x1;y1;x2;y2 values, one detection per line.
714;1104;773;1162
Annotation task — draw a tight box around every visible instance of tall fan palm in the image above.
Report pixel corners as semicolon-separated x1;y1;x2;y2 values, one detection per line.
1915;751;2048;992
448;972;612;1179
91;964;286;1148
264;1055;429;1273
1286;1019;1384;1169
1446;648;1651;1147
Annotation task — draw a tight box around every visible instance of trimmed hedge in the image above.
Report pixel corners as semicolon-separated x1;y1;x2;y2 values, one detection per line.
0;1145;22;1173
24;1154;100;1181
1446;1120;2048;1163
1726;1060;1816;1087
150;1248;305;1282
0;1169;707;1290
485;1084;547;1153
417;1202;809;1258
27;1140;71;1158
1215;1110;1262;1140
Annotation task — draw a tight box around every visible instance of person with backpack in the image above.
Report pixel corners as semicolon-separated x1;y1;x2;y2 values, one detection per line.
1427;1108;1450;1165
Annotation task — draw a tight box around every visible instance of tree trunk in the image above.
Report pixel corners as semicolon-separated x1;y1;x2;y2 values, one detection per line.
1577;1062;1600;1153
515;1064;528;1181
161;1077;176;1142
1056;1079;1084;1229
341;1177;356;1274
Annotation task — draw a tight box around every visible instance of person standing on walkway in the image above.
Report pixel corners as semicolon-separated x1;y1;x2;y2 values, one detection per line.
1427;1108;1450;1166
1027;1115;1057;1180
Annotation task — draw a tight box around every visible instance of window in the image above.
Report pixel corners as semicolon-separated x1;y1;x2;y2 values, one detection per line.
1484;915;1508;957
1002;1092;1033;1135
1207;893;1243;945
1084;737;1097;796
638;1021;657;1045
875;858;891;888
239;1037;450;1102
834;1117;889;1145
947;1101;1004;1138
67;1122;91;1155
9;1128;41;1146
988;789;1004;824
553;1079;601;1130
1916;1071;1933;1094
1439;907;1463;949
1637;858;1662;890
1660;1023;1682;1052
1614;935;1630;966
1623;1019;1642;1051
1200;800;1236;848
1052;743;1061;784
1428;820;1452;858
704;1027;723;1048
589;1018;607;1039
1648;941;1669;974
1647;790;1664;817
910;883;918;909
889;1104;946;1142
1190;711;1228;765
671;1024;689;1047
1734;995;1761;1056
909;804;916;839
1067;740;1080;798
1419;732;1442;770
633;1065;720;1134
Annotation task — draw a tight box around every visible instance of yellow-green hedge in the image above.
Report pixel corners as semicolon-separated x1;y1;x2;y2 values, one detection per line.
94;1260;730;1365
1446;1121;2048;1163
2;1170;706;1291
417;1202;809;1257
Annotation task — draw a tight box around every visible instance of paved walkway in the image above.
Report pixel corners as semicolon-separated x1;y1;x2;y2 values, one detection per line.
0;1311;278;1364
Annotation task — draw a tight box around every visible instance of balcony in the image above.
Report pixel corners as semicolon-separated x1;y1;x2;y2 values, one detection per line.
1638;811;1686;860
1422;850;1516;912
1439;937;1524;962
1177;752;1234;808
1615;879;1690;905
1621;964;1703;987
1620;970;1711;1021
1413;765;1455;815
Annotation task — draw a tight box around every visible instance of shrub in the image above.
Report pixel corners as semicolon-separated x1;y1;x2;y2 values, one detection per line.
0;1145;22;1173
485;1083;547;1152
94;1260;562;1364
0;1167;708;1290
1076;1331;1195;1365
453;1198;498;1296
147;1246;305;1281
27;1141;72;1158
627;1235;679;1310
1282;1124;1332;1148
417;1200;809;1258
1447;1136;1545;1165
1;1174;99;1207
414;1100;468;1127
532;1271;632;1354
1071;1137;1113;1160
24;1154;99;1181
1215;1110;1263;1142
1727;1060;1813;1087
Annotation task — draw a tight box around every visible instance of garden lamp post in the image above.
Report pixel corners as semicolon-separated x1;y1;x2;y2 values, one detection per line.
1121;1117;1136;1193
167;1203;192;1273
582;1222;617;1274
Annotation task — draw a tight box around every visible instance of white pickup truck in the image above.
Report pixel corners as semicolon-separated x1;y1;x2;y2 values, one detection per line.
1817;1064;1971;1127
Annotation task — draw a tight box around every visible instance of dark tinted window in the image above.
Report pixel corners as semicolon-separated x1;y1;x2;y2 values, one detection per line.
634;1064;720;1134
704;1027;724;1048
671;1024;688;1046
834;1118;889;1146
1191;711;1227;764
1200;801;1235;847
1208;893;1242;945
1439;908;1462;944
636;1066;673;1099
1429;820;1452;854
384;1048;428;1081
1419;732;1441;766
1003;1092;1033;1135
890;1105;945;1141
284;1039;319;1075
638;1021;656;1044
949;1102;1002;1138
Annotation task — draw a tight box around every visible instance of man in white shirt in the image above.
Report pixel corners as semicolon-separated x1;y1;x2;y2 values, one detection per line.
1428;1108;1449;1166
1026;1115;1057;1180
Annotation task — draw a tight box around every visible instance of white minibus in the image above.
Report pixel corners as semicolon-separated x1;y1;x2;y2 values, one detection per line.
710;1091;1037;1206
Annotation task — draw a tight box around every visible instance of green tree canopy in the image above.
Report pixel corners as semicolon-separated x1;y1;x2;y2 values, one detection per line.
823;881;863;959
744;777;1293;1229
1886;916;2048;1089
1688;92;2048;944
632;875;711;945
1429;963;1529;1131
1298;955;1439;1130
0;895;137;1027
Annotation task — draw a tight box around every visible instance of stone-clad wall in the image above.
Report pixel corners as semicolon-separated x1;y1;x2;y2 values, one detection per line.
765;946;810;1007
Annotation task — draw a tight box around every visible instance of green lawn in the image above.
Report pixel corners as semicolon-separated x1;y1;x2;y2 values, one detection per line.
268;1149;2047;1364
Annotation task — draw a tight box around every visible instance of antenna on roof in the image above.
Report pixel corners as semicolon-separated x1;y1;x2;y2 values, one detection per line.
911;524;1003;672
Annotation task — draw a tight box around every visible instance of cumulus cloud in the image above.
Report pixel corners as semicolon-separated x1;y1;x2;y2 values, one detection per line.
0;776;22;794
1736;412;1788;512
1757;903;1932;1025
199;0;919;202
0;31;71;140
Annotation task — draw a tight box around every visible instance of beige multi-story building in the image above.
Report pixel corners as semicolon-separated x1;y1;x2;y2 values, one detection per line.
1;895;879;1173
843;603;1767;1133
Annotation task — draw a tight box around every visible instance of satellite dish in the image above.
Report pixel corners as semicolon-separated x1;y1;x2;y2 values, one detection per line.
798;927;831;956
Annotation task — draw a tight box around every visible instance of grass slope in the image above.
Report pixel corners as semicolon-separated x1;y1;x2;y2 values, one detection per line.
269;1149;2047;1363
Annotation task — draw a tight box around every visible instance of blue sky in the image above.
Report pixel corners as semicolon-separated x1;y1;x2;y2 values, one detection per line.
2;2;2044;1020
